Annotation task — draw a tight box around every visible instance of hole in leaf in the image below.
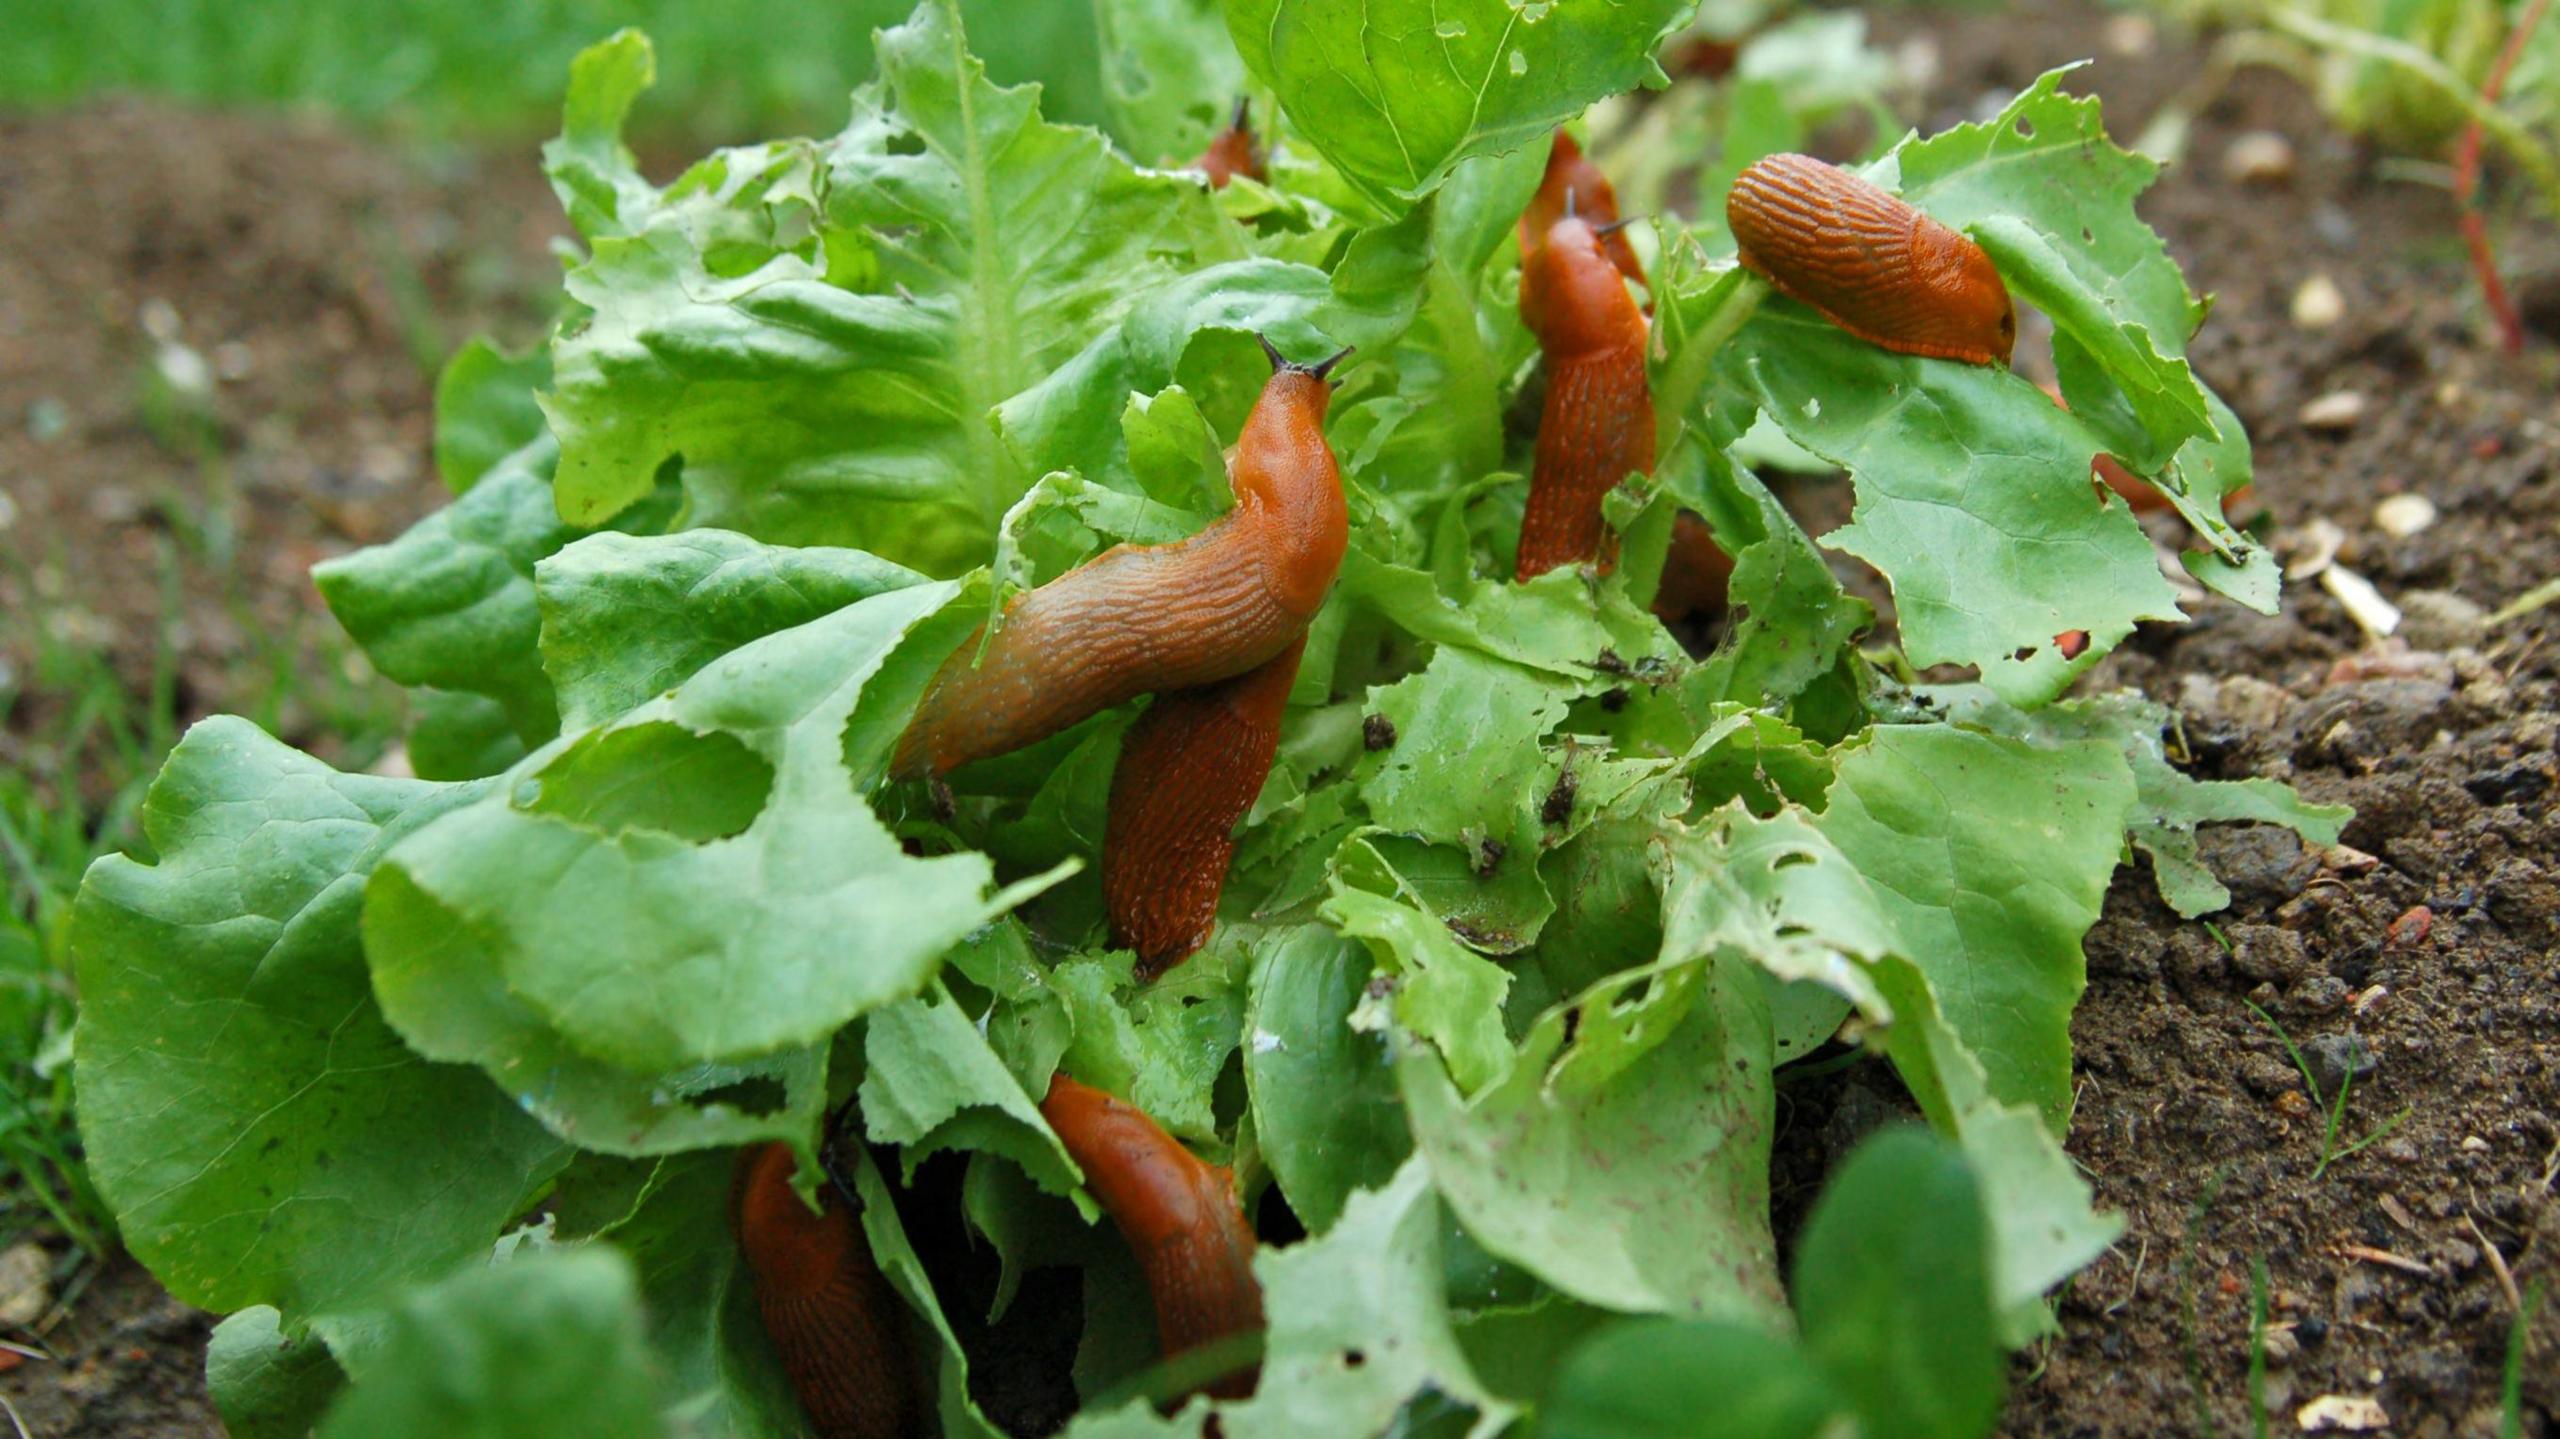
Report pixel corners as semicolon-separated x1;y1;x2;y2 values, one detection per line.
1772;851;1814;870
690;1076;789;1117
2012;646;2040;662
523;721;773;842
1343;1349;1367;1369
2016;117;2035;138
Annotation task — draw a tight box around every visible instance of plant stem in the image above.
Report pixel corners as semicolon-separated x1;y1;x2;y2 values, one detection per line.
2265;8;2560;215
2454;0;2548;354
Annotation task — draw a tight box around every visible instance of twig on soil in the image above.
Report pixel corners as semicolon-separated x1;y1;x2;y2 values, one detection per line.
2107;1236;2152;1317
2489;575;2560;626
2467;1211;2524;1313
2336;1242;2433;1277
2454;0;2549;354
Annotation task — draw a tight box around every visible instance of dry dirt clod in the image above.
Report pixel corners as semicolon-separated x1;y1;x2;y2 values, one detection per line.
2297;1393;2390;1431
2293;273;2347;329
2300;390;2370;432
0;1242;52;1328
2370;494;2435;538
2394;591;2485;652
2224;130;2298;185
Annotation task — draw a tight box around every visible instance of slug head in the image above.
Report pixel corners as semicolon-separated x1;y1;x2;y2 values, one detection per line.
1520;216;1646;358
1199;100;1265;189
1919;226;2017;363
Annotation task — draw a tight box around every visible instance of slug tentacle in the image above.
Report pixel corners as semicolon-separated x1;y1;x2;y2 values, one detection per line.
1199;97;1266;189
891;357;1345;780
1104;634;1304;977
1521;132;1647;291
1726;153;2016;366
1040;1074;1264;1399
731;1142;921;1439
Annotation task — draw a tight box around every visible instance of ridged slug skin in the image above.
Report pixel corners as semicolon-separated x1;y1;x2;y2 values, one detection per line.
892;359;1346;780
731;1143;921;1439
1040;1074;1264;1399
1104;634;1304;978
1519;132;1646;291
1198;99;1265;189
1517;216;1655;580
1727;153;2016;366
1652;511;1735;623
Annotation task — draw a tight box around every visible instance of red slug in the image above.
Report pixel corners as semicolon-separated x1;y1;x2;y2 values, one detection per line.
1516;214;1656;580
1040;1074;1264;1399
731;1142;921;1439
1198;98;1266;189
1652;511;1734;623
2038;381;2253;517
1103;633;1304;978
1727;153;2016;367
1519;132;1647;293
892;342;1349;780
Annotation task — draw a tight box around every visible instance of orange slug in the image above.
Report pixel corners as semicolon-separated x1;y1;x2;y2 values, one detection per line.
1040;1074;1264;1399
1519;132;1646;292
2038;381;2253;517
1727;153;2016;366
892;342;1349;780
1103;633;1304;979
1516;215;1656;580
1652;511;1734;623
731;1142;921;1439
1198;98;1265;189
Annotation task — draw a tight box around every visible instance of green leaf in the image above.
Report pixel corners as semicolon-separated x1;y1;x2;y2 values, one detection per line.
1217;1155;1514;1437
314;440;571;746
434;337;552;495
1050;943;1249;1144
1725;319;2184;706
1244;927;1410;1232
1320;861;1513;1094
1543;1319;1838;1439
604;1151;809;1438
365;863;833;1158
1399;952;1786;1322
71;719;565;1318
1792;1129;2004;1439
406;690;529;782
541;1;1235;569
1865;953;2120;1346
314;1249;666;1439
1924;685;2351;919
208;1307;348;1439
1814;725;2135;1125
370;581;1060;1073
535;529;926;731
1096;0;1251;164
860;979;1084;1199
1226;0;1694;211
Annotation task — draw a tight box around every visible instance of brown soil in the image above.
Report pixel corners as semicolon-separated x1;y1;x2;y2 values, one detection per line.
0;99;563;805
4;7;2558;1435
0;1258;218;1437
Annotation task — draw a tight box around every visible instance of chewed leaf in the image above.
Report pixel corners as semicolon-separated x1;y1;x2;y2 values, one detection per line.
1922;685;2352;918
1227;0;1693;213
1725;313;2185;706
371;581;1061;1073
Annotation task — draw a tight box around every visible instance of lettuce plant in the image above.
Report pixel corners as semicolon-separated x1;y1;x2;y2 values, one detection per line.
73;3;2348;1434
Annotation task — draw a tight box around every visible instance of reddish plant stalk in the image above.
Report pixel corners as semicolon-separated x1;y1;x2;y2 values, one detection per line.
2456;0;2548;355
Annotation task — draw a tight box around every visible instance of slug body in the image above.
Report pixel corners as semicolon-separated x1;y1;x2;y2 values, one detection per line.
1040;1074;1264;1398
893;355;1346;780
1652;511;1735;623
1520;132;1646;291
1198;98;1266;188
1517;215;1656;580
1727;153;2016;366
731;1143;920;1439
1104;634;1304;978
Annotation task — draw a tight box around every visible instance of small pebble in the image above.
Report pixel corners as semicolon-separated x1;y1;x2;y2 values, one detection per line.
2103;14;2156;55
2386;906;2432;947
2300;390;2369;432
2304;1032;2378;1095
2292;274;2346;328
2224;130;2297;185
2396;590;2486;651
2371;493;2435;537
